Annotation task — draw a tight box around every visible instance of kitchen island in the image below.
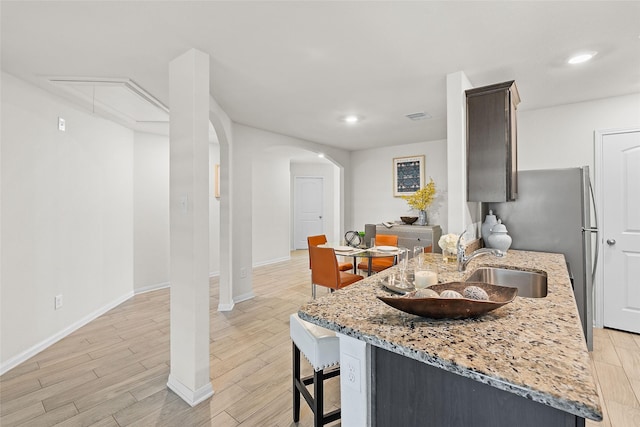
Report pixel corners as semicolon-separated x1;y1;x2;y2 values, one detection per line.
298;250;602;426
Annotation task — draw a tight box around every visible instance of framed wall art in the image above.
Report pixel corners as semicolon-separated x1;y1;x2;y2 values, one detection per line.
393;155;424;197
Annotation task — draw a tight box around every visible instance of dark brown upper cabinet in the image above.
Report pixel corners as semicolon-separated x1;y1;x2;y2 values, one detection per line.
466;80;521;202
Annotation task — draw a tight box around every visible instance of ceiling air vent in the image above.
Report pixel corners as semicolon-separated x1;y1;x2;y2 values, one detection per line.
405;112;432;121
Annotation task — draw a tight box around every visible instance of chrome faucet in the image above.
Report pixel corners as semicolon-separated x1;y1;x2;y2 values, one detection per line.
457;232;504;272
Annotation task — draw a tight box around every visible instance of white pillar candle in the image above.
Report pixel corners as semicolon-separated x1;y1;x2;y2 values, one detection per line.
415;270;438;288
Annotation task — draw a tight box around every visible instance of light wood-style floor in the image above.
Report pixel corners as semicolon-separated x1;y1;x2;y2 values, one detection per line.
588;328;640;427
1;250;638;426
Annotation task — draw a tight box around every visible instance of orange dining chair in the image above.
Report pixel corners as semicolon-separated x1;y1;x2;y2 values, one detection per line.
357;234;399;275
309;234;353;298
309;245;363;298
307;235;354;272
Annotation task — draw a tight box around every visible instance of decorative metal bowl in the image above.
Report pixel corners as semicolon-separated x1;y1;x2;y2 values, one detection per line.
377;282;518;319
400;216;418;225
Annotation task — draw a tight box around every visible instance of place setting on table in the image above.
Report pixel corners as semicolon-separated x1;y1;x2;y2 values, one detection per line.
324;245;405;276
319;231;409;276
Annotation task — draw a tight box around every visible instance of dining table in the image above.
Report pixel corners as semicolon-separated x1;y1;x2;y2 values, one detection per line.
320;243;406;276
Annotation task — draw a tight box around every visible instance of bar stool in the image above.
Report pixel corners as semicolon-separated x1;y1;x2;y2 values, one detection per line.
290;313;341;427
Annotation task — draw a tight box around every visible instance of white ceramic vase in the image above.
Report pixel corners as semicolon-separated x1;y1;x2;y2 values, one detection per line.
481;210;498;247
487;220;512;253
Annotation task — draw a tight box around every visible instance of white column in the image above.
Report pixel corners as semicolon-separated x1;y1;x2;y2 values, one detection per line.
446;71;480;236
222;124;254;304
217;139;234;311
207;97;235;311
167;49;213;406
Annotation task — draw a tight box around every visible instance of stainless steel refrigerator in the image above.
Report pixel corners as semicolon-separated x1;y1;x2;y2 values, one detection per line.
488;167;599;350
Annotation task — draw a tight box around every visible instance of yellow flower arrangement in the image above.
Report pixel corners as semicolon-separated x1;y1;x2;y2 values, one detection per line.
402;178;436;211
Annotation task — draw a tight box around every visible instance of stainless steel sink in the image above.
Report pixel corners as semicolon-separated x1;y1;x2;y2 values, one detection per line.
465;267;548;298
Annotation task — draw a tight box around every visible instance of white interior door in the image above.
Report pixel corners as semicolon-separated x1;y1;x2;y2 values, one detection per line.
601;129;640;333
294;177;324;249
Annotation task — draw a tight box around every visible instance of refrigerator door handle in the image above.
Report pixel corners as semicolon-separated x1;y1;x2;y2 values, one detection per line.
583;227;600;285
587;178;600;284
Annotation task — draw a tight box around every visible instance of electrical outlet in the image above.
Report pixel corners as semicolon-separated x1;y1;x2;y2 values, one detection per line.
240;267;247;278
343;353;361;392
58;117;65;132
54;294;63;310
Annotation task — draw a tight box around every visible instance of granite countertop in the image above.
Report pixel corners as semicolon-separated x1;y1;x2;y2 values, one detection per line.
298;250;602;421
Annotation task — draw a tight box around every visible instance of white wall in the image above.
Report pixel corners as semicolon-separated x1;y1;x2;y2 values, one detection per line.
518;93;640;171
133;123;344;287
447;71;479;237
440;77;640;239
131;119;346;302
351;139;448;233
133;133;221;291
253;152;290;266
348;93;640;238
290;162;339;247
232;124;351;281
133;132;169;290
134;121;340;300
1;72;134;370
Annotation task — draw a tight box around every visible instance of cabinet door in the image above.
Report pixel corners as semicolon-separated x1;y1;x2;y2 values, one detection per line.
376;225;442;253
466;81;519;202
398;236;431;252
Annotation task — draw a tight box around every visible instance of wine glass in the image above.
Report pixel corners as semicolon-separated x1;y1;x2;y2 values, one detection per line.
397;247;409;272
394;247;410;288
413;245;424;267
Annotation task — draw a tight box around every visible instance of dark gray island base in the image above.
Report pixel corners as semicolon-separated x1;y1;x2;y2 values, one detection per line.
374;346;584;427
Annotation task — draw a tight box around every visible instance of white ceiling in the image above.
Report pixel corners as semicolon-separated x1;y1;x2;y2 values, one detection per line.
2;1;639;152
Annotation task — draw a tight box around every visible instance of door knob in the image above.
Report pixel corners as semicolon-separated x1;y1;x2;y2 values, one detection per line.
606;239;616;246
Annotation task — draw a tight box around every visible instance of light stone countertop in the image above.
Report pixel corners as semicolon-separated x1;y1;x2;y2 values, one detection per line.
298;250;603;421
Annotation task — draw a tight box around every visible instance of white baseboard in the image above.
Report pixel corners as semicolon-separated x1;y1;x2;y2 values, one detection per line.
167;374;214;407
134;281;170;295
233;291;255;304
215;290;254;312
217;302;235;311
135;272;220;295
252;255;291;268
0;290;134;376
212;266;257;311
2;266;272;374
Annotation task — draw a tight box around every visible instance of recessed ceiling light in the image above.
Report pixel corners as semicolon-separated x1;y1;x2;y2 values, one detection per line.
318;153;325;158
343;115;360;123
568;52;597;65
